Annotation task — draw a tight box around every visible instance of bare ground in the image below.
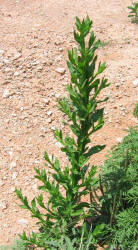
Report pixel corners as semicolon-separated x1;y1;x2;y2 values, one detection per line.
0;0;138;246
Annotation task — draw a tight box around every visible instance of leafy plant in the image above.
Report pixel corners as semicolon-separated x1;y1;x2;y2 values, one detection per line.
128;2;138;23
96;128;138;249
133;103;138;118
0;239;27;250
15;16;110;249
99;40;111;48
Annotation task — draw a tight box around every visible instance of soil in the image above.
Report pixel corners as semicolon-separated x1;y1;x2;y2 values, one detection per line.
0;0;137;247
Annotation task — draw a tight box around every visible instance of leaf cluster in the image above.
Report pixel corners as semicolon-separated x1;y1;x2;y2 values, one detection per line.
133;103;138;118
96;128;138;249
128;2;138;23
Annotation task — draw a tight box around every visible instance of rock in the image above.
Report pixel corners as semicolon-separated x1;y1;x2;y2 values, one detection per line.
58;47;63;52
13;52;21;60
115;83;120;87
40;127;47;133
43;98;49;104
9;187;15;194
55;41;61;45
3;59;10;65
55;93;61;98
2;89;9;98
116;137;123;143
0;201;7;211
0;181;4;187
108;118;112;123
55;55;62;62
18;219;28;225
56;67;66;74
10;161;16;170
37;66;43;71
14;71;19;76
31;60;40;66
2;89;16;98
12;172;18;180
47;111;52;116
104;110;108;115
133;79;138;88
0;49;4;55
3;176;7;180
47;118;52;123
4;67;12;73
55;142;62;148
50;126;56;131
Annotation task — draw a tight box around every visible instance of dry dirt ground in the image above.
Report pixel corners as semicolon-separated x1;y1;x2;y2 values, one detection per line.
0;0;138;246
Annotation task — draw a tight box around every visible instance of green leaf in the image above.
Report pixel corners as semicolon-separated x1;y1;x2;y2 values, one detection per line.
89;31;96;48
37;194;45;208
71;209;83;216
31;199;36;211
97;62;106;74
85;145;105;157
76;16;81;31
93;223;105;237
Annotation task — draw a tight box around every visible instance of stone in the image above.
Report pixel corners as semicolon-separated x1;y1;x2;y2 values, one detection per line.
56;67;66;74
55;142;62;148
3;59;10;65
55;93;61;98
0;181;4;187
58;47;63;52
104;110;108;115
43;98;49;104
50;126;56;131
10;161;16;170
47;118;52;123
12;172;18;180
4;67;12;73
13;53;21;60
0;201;7;210
133;79;138;88
55;55;62;62
18;219;28;225
0;49;4;55
2;89;9;98
47;111;52;116
3;89;16;98
31;60;40;66
14;71;19;76
116;137;123;143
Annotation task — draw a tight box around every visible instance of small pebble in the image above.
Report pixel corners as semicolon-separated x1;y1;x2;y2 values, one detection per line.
12;172;18;180
116;137;123;143
18;219;28;225
10;161;16;170
56;67;66;74
47;111;52;116
133;79;138;88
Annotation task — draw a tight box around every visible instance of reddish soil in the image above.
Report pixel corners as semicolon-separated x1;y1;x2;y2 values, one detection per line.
0;0;137;246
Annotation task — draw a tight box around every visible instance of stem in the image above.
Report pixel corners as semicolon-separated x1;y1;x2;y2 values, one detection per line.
110;194;117;227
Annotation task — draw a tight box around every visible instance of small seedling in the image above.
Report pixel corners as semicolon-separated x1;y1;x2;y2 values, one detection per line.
128;2;138;23
133;103;138;117
99;40;111;48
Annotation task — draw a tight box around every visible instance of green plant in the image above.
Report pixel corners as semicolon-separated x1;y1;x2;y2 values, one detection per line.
128;2;138;23
96;128;138;249
99;40;111;48
0;239;27;250
35;225;95;250
133;103;138;118
15;16;110;249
